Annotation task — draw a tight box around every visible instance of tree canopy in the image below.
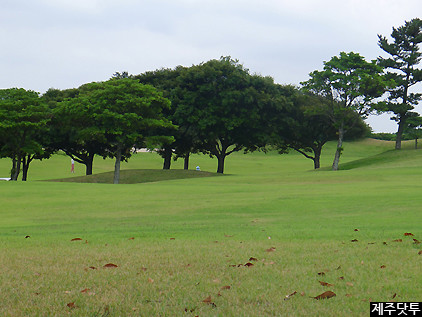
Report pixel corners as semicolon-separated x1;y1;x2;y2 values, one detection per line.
301;52;387;170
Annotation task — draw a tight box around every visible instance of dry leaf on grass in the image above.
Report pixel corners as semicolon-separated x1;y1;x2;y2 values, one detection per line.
338;276;344;280
312;291;336;300
71;238;82;241
284;291;297;301
202;296;212;303
103;263;118;268
266;247;276;252
418;250;422;255
392;293;397;299
380;265;386;269
404;233;414;236
224;234;233;238
346;282;354;287
345;294;352;297
80;288;90;293
25;235;31;238
128;237;135;240
220;285;231;290
317;272;325;276
319;281;334;287
170;238;175;240
392;239;402;242
354;229;359;231
244;262;254;267
413;239;421;244
351;239;358;242
249;257;258;261
67;302;77;309
148;278;154;283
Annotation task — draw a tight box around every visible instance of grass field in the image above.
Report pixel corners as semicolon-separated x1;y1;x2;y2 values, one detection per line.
0;139;421;316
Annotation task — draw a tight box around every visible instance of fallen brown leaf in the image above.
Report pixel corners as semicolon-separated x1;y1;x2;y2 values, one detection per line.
312;291;336;300
284;291;297;301
220;285;231;290
81;288;90;293
404;233;414;236
338;276;344;280
319;281;334;287
202;296;212;304
351;239;358;242
67;302;76;309
380;265;386;269
25;235;31;238
103;263;118;268
345;294;352;297
354;229;359;231
392;293;397;299
71;238;82;241
317;272;325;276
128;237;135;240
244;262;254;267
89;266;97;270
413;239;421;244
148;278;154;283
418;250;422;255
170;238;175;240
224;234;233;238
393;239;402;242
300;292;305;296
140;267;147;271
249;257;258;261
383;242;387;245
346;282;354;287
266;247;276;252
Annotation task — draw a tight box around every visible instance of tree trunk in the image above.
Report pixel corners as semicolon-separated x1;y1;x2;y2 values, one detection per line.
313;147;321;169
332;124;344;171
217;155;225;174
395;117;405;150
162;147;172;170
184;153;190;170
21;154;33;181
11;154;22;180
85;154;94;175
415;138;418;150
10;156;17;180
113;146;122;184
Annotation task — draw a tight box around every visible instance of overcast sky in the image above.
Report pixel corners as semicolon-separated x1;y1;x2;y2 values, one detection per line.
1;0;421;132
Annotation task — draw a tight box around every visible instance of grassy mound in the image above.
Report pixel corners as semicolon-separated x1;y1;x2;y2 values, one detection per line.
47;168;219;184
339;148;422;170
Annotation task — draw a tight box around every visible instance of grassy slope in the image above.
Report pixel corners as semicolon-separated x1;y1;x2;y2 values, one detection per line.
0;139;421;316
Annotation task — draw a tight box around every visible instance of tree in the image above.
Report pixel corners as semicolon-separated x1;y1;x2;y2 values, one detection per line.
177;57;287;174
301;52;387;170
73;79;174;184
403;112;422;149
43;87;107;175
0;88;51;181
282;92;338;169
134;66;197;170
377;18;422;150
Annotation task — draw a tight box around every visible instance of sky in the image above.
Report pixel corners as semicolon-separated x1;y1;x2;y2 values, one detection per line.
1;0;421;132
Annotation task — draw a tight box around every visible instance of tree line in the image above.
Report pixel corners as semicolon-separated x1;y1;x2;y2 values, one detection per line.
0;18;420;182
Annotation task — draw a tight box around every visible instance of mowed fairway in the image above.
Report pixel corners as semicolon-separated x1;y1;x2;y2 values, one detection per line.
0;139;421;316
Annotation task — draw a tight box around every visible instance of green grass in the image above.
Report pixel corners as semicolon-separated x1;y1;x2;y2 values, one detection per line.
48;169;219;184
0;139;421;316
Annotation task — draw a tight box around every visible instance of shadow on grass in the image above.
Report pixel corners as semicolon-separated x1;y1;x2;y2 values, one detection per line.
45;169;221;184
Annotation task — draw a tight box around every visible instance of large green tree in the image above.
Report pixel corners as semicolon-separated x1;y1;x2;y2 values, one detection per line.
301;52;387;170
0;88;51;181
377;18;422;150
134;66;199;170
43;87;105;175
70;79;174;184
177;57;288;174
